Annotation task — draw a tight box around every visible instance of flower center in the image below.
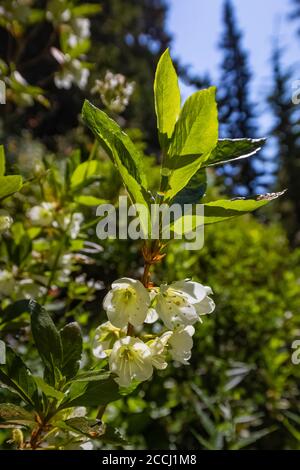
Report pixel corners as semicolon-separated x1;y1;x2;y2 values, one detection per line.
123;287;136;302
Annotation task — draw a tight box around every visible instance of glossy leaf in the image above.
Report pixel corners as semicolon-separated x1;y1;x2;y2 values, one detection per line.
33;376;65;401
60;322;83;380
60;375;120;409
154;49;181;141
173;169;207;206
203;193;285;224
64;417;105;438
162;87;218;201
82;100;149;212
171;192;285;234
168;87;218;157
30;300;63;378
0;403;36;427
0;347;38;406
205;138;266;167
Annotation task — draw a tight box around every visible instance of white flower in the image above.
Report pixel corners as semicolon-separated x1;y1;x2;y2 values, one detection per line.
69;212;84;239
58;212;83;239
72;18;91;39
168;325;195;365
0;210;13;233
154;280;215;329
92;71;135;113
27;202;54;226
54;57;89;90
103;278;150;328
93;321;125;359
145;307;159;324
147;332;171;370
109;336;153;387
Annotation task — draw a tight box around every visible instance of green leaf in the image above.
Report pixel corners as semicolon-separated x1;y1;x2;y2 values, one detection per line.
71;160;101;189
63;417;105;438
60;375;120;409
205;138;266;167
74;195;109;206
162;87;218;201
0;175;23;201
170;192;285;234
72;4;102;17
0;403;36;427
30;300;63;379
0;145;5;176
33;376;65;401
1;299;31;325
168;87;218;157
203;193;285;225
60;322;83;380
82;101;150;215
154;49;181;142
0;347;38;406
173;169;207;206
69;367;108;383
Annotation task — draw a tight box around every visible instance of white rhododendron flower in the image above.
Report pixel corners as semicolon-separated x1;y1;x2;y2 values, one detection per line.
195;285;215;318
93;321;125;359
103;278;150;328
96;276;215;386
154;280;215;329
109;336;153;387
144;307;159;324
27;202;55;226
147;332;172;370
168;325;195;365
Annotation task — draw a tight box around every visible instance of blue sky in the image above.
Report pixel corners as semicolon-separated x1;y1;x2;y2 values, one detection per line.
167;0;300;136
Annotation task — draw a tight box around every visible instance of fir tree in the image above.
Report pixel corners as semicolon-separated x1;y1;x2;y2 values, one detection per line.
218;0;261;195
290;0;300;35
268;43;300;243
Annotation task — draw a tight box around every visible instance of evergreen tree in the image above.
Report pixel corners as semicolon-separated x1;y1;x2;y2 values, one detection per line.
218;0;262;195
290;0;300;35
268;43;300;243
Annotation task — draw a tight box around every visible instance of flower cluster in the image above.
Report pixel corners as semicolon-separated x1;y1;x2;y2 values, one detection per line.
92;72;135;113
93;278;215;387
51;47;89;90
